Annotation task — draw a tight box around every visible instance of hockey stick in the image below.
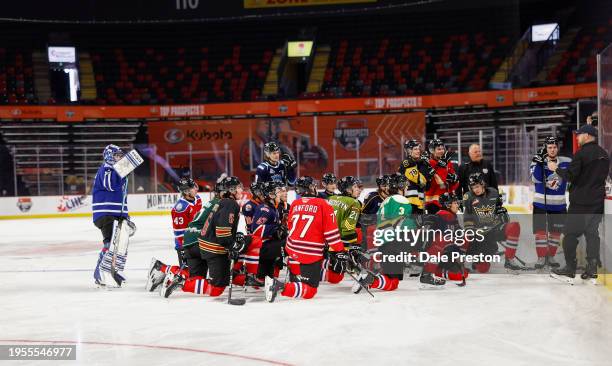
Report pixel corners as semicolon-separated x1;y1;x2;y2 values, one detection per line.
346;252;376;298
346;271;375;298
110;177;129;286
228;257;246;306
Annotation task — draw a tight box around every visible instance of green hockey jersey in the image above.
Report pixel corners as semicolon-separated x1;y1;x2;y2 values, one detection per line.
328;195;362;246
183;197;220;248
376;194;416;244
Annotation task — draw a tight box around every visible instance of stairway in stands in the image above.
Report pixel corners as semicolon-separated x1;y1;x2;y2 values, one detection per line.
31;51;52;104
262;49;283;97
78;52;98;101
306;45;330;93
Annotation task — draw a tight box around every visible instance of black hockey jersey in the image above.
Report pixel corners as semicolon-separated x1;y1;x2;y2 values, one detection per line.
317;190;335;200
199;198;240;257
463;187;501;230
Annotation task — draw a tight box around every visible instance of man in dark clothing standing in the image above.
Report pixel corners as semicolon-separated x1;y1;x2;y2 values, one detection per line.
548;124;609;282
456;144;498;198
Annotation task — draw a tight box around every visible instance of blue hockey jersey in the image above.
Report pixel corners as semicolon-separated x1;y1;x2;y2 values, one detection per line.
241;199;260;234
255;161;296;185
530;156;571;211
92;163;128;222
250;202;280;242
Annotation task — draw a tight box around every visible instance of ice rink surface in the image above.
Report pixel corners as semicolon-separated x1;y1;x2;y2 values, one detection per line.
1;215;611;366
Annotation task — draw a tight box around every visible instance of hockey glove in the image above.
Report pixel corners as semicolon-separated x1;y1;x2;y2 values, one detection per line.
329;251;349;273
532;147;547;164
280;153;297;169
230;233;250;260
272;225;288;241
421;159;436;178
347;245;365;266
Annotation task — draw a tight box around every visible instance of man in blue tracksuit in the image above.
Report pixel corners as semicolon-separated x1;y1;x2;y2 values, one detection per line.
92;144;128;285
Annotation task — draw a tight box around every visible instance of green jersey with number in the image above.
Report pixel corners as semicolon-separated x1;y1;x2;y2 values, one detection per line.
377;194;415;231
183;197;220;247
328;195;361;246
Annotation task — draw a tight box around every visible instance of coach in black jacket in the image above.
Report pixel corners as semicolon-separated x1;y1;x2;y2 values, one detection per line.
548;124;610;279
456;144;498;198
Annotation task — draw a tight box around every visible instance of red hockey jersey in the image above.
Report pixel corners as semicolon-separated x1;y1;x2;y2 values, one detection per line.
425;159;459;207
285;196;343;264
171;195;203;249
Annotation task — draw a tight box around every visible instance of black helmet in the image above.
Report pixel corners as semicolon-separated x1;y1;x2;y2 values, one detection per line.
250;181;265;199
468;172;485;187
296;176;317;197
261;181;278;201
177;177;197;193
321;172;337;184
404;139;421;151
222;176;242;197
388;173;408;194
544;136;559;146
338;176;362;195
428;138;445;153
214;175;227;194
439;192;460;209
264;141;281;154
375;174;391;187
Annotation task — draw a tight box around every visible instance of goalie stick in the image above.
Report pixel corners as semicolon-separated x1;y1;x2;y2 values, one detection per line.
109;177;129;286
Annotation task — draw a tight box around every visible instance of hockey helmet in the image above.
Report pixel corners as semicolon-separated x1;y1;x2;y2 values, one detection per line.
321;172;337;185
338;176;362;194
295;176;317;197
428;138;445;154
388;173;408;194
177;177;197;193
376;174;391;187
439;192;460;209
103;144;124;165
468;172;485;187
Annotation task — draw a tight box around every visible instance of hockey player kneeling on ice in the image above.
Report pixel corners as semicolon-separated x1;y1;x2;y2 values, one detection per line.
146;178;223;293
265;176;343;302
325;176;363;283
421;193;468;286
162;176;249;298
243;182;265;234
353;174;422;293
171;178;202;266
463;173;524;272
249;181;287;286
93;144;131;287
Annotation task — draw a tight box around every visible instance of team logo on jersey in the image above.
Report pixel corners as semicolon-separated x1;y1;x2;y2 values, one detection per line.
482;168;488;174
16;197;32;212
334;119;369;151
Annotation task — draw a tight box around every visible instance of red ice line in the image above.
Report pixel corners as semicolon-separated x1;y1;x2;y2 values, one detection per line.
0;339;294;366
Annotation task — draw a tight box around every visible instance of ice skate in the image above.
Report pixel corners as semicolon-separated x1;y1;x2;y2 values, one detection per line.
580;259;598;285
161;272;185;298
550;262;576;285
504;257;526;274
534;257;546;270
419;272;445;289
264;276;285;303
145;257;165;292
546;256;560;268
352;271;374;294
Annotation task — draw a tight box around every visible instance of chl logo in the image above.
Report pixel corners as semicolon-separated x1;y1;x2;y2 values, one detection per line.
334;119;369;151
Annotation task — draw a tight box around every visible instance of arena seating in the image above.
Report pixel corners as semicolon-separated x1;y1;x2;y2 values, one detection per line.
546;17;612;85
0;48;36;104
